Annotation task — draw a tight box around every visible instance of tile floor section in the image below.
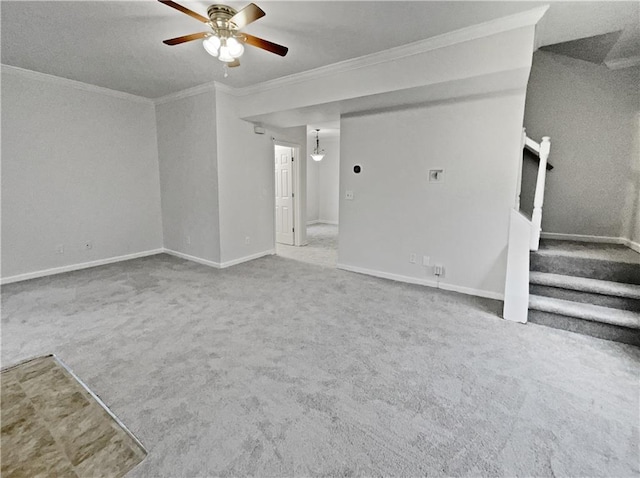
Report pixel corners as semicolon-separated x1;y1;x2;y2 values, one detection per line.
1;355;146;477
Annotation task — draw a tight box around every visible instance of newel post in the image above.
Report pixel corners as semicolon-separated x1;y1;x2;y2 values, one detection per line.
530;136;551;251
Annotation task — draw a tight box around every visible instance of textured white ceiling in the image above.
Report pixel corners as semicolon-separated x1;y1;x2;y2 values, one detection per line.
308;121;340;139
2;1;638;98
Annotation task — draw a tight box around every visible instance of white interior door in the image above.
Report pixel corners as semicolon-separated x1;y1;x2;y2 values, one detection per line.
275;146;294;245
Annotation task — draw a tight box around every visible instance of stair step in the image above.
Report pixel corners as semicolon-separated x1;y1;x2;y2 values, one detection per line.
528;241;640;344
528;309;640;346
529;295;640;329
537;239;640;264
530;240;640;285
530;253;640;284
530;272;640;298
529;272;640;311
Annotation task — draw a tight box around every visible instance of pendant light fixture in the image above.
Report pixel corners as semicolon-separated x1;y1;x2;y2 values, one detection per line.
310;129;325;162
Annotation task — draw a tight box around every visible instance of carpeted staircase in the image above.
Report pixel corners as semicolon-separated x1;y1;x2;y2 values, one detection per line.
528;239;640;346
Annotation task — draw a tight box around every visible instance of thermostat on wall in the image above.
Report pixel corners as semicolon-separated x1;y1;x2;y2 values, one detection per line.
428;169;445;183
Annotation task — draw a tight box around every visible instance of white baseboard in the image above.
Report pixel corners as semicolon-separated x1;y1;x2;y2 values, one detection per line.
1;247;277;285
336;263;503;301
218;250;275;268
337;263;438;288
540;232;625;244
0;249;164;285
437;282;504;301
540;232;640;254
307;220;338;226
164;248;275;269
162;249;221;268
626;240;640;254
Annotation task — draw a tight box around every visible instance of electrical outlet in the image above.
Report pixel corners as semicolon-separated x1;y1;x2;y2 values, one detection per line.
245;236;251;245
345;190;354;200
84;241;93;251
434;264;444;276
409;253;417;264
422;255;430;266
55;244;64;255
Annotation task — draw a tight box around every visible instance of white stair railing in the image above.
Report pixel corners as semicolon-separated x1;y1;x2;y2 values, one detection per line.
530;136;551;251
504;131;550;323
515;128;526;210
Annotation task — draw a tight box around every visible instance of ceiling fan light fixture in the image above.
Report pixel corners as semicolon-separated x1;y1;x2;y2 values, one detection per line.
227;37;245;58
160;1;289;68
203;35;221;56
218;43;235;62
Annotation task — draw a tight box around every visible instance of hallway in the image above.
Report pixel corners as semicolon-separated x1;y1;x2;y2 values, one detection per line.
276;223;338;268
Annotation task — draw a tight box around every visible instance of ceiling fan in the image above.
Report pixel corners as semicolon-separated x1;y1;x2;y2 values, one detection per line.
159;0;288;68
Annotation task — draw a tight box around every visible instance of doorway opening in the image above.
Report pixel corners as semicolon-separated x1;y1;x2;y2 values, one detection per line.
275;126;340;268
286;222;338;267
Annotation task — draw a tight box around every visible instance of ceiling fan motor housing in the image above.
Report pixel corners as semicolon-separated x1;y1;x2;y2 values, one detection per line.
207;4;239;29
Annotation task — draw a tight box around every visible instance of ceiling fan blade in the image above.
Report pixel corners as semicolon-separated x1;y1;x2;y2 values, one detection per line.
158;0;209;23
229;3;265;29
228;59;241;68
242;33;288;57
163;32;208;45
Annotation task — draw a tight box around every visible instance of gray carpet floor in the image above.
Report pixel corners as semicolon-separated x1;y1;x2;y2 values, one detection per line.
276;223;338;268
1;254;639;477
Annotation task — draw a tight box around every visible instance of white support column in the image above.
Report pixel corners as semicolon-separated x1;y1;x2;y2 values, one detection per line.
530;136;551;251
504;209;532;323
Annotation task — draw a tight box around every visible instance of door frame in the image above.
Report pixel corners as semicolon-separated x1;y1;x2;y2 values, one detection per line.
273;140;302;246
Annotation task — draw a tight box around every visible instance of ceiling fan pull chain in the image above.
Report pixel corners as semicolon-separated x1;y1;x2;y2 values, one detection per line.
223;63;229;78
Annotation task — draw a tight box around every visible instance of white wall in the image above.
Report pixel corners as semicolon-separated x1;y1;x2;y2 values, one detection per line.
307;156;320;223
339;91;527;299
318;137;341;224
306;135;340;225
215;90;269;264
524;51;640;239
155;90;220;263
215;91;307;263
1;68;163;279
630;113;640;245
1;10;544;282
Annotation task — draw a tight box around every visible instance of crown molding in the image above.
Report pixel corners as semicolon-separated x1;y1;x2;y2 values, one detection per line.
605;55;640;70
213;81;237;96
1;64;154;105
226;5;549;98
3;5;549;106
150;5;548;103
153;81;217;105
152;81;239;105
